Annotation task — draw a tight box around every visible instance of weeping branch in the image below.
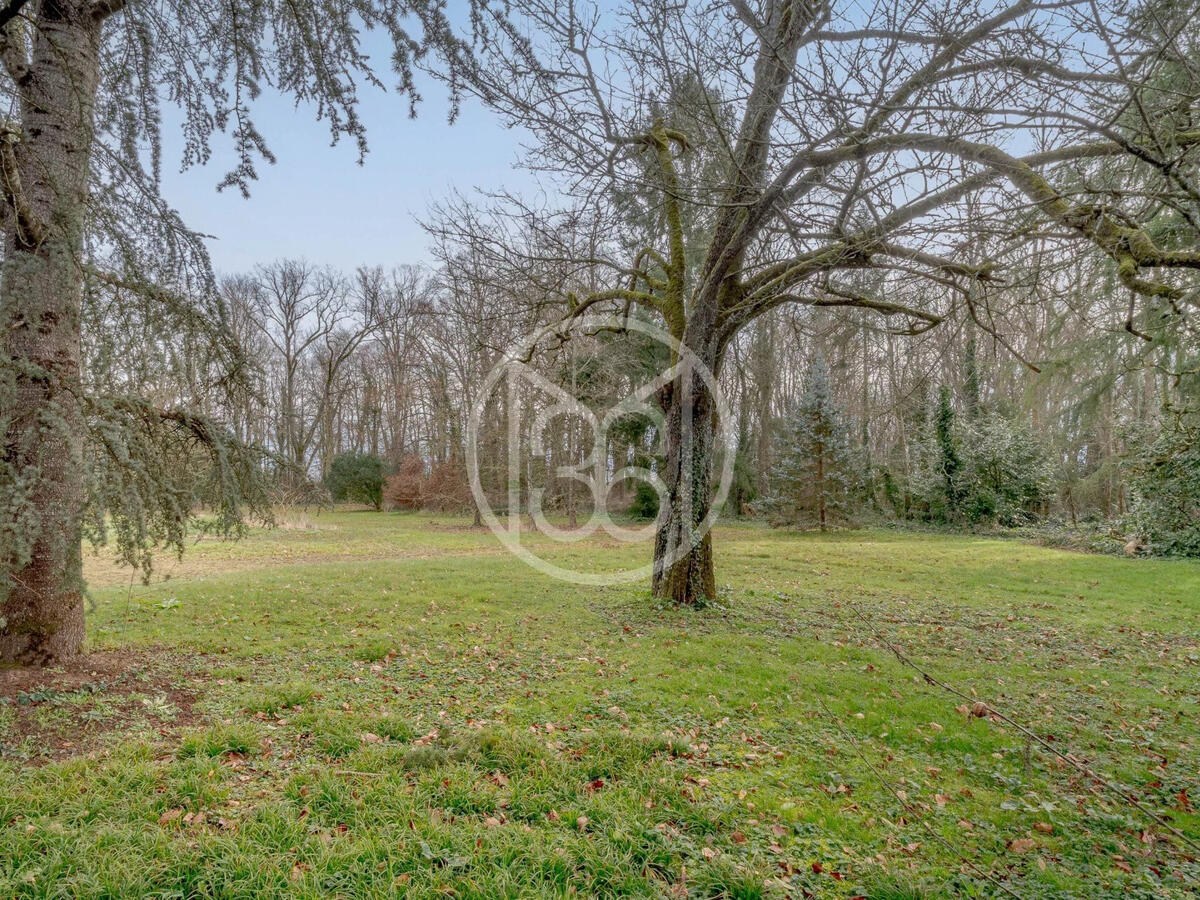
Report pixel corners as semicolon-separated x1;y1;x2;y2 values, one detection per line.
82;393;273;580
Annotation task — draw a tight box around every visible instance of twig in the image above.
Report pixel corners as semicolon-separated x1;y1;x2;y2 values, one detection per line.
844;602;1200;858
817;698;1028;900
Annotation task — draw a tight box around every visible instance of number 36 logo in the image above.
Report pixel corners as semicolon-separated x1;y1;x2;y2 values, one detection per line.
466;315;734;585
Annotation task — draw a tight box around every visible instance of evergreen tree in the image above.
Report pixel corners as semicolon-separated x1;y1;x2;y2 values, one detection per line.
763;355;856;531
962;412;1053;525
913;386;967;523
0;1;497;664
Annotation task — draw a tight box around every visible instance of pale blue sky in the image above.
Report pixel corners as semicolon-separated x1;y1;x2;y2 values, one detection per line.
159;74;535;275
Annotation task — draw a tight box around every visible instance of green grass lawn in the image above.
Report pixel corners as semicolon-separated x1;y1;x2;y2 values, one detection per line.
2;512;1199;898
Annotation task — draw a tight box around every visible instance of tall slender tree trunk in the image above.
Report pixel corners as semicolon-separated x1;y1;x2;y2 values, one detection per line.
1;2;104;664
817;450;827;532
753;319;775;497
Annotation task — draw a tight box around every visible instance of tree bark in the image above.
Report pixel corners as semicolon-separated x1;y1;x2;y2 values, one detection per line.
817;448;827;532
1;2;103;664
651;347;719;606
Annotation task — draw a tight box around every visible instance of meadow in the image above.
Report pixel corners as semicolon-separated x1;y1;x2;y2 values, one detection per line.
1;511;1198;898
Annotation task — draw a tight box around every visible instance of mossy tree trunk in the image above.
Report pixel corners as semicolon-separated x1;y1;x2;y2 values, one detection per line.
0;1;104;664
651;332;720;607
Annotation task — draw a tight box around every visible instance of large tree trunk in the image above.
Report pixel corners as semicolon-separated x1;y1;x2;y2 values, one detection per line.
651;348;719;606
0;2;103;665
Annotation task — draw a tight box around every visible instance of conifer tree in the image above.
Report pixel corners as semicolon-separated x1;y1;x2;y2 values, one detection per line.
763;355;855;531
0;0;498;664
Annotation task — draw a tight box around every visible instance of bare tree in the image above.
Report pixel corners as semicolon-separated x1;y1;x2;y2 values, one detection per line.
244;261;380;481
456;0;1200;604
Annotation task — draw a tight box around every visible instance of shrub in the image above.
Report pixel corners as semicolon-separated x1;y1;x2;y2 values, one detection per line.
1126;415;1200;556
325;452;386;510
384;456;472;513
960;411;1053;526
628;479;660;519
910;395;1051;527
383;455;426;510
423;459;473;511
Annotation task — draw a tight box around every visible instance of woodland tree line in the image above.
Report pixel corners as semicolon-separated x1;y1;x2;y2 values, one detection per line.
128;240;1198;558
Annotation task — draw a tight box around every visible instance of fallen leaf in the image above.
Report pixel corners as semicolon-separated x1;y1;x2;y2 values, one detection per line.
157;808;183;826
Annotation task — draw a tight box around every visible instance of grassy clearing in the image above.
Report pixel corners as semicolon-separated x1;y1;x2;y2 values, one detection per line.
2;512;1199;898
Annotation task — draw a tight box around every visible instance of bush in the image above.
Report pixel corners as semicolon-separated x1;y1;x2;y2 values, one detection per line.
909;386;966;524
324;452;385;510
384;456;472;512
910;396;1050;527
628;479;660;519
1126;415;1200;556
960;412;1053;526
423;459;473;511
383;455;425;510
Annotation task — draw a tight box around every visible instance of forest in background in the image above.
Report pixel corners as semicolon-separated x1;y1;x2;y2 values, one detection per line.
88;241;1198;560
68;0;1198;578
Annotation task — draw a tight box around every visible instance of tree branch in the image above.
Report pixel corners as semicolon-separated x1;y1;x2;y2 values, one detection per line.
89;0;130;21
0;0;29;85
720;287;943;349
565;287;664;320
0;122;44;248
0;0;29;31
